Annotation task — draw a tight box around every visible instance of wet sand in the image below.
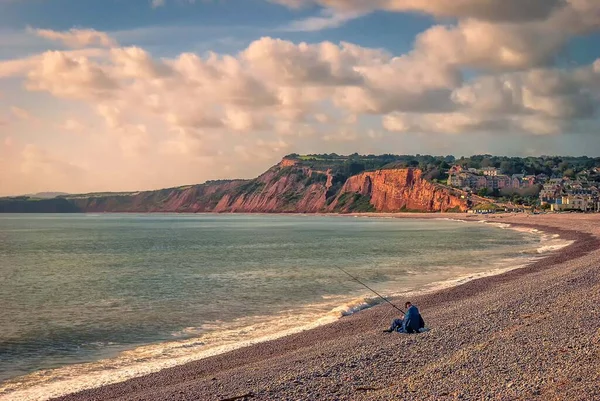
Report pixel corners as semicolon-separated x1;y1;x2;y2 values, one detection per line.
54;213;600;401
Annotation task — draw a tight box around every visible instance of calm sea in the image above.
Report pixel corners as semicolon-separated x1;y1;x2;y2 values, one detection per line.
0;214;566;400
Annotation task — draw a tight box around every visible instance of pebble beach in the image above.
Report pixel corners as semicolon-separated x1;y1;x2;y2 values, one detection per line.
54;213;600;401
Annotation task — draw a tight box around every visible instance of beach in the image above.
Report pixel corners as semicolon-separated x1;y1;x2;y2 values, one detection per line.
52;213;600;401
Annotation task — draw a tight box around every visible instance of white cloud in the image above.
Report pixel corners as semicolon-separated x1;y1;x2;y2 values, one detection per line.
241;37;365;86
9;35;600;143
26;51;118;100
0;48;108;79
30;28;118;48
284;8;367;32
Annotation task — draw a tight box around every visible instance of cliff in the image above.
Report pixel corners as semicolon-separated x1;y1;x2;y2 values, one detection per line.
68;180;247;213
327;169;469;213
0;158;485;213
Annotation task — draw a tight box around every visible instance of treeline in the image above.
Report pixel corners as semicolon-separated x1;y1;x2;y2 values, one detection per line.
286;153;456;181
286;153;600;179
453;155;600;177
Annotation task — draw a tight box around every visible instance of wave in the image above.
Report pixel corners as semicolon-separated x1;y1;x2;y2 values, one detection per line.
2;291;387;401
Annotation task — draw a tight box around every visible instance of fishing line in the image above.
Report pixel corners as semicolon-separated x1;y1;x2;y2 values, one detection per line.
334;265;405;314
376;304;397;328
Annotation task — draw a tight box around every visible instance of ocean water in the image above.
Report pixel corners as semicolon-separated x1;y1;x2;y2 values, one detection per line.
0;214;568;400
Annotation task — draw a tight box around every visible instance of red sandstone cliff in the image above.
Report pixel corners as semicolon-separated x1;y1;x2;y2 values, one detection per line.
46;159;485;213
327;168;470;212
213;159;333;213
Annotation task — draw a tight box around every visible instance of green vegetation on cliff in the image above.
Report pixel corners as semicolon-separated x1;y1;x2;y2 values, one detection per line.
332;193;376;213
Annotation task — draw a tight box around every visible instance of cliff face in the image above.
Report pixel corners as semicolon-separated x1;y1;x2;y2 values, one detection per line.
213;159;333;213
1;159;480;213
327;169;468;213
68;180;247;213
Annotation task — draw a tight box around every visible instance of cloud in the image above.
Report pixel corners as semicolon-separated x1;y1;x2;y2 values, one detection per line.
413;19;565;70
11;34;600;143
0;48;108;79
30;28;118;48
280;1;598;71
10;106;32;120
383;111;510;134
323;128;359;142
283;8;367;31
241;37;365;86
17;144;88;189
272;0;564;22
451;65;600;119
383;60;600;136
114;124;151;157
26;51;118;100
59;119;86;133
150;0;197;8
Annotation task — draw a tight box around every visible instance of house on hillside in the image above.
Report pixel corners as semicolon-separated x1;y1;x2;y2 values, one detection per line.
551;194;596;212
482;167;499;176
511;174;524;189
487;175;511;190
524;175;537;187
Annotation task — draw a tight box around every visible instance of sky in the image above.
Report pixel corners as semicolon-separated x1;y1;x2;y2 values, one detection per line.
1;0;600;196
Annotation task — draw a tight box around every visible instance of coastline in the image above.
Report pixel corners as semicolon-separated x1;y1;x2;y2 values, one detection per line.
44;213;600;401
1;214;552;401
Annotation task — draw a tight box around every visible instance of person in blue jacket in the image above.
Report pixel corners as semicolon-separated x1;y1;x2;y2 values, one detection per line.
383;302;425;333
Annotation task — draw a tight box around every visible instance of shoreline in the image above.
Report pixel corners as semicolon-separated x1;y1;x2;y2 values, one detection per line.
45;213;600;401
0;215;553;401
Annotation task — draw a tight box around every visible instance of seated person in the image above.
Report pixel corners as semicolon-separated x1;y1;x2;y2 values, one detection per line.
384;301;425;333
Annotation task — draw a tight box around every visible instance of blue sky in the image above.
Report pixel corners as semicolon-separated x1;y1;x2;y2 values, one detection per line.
0;0;437;57
1;0;599;195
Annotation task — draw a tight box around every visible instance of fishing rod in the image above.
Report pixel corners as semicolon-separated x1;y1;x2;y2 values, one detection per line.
334;266;405;315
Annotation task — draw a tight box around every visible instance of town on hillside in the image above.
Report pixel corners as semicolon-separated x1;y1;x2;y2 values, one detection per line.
446;165;600;213
288;153;600;213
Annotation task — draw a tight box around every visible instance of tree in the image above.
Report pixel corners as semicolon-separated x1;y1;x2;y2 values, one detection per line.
500;161;514;174
478;188;489;197
481;158;493;168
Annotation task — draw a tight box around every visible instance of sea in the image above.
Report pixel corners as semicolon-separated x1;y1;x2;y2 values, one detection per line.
0;214;570;400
